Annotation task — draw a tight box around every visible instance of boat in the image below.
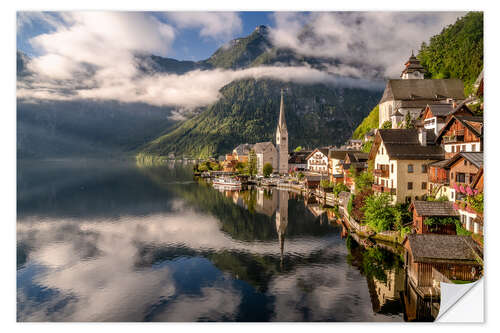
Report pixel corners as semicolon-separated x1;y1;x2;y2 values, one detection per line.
212;176;242;189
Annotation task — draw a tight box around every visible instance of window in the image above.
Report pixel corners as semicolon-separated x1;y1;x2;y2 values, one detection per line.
456;172;466;183
391;180;393;188
421;164;427;173
472;144;476;152
464;160;468;166
462;145;466;151
408;182;413;190
452;146;455;153
408;164;414;173
391;164;394;173
451;191;454;199
469;174;476;184
422;182;427;190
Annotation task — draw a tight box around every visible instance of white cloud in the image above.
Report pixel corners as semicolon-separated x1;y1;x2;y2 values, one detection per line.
269;12;467;78
164;12;242;41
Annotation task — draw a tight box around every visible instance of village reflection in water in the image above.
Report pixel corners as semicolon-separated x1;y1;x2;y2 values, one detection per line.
17;160;439;322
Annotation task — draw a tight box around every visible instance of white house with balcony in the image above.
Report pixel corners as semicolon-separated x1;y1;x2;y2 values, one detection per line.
306;148;329;174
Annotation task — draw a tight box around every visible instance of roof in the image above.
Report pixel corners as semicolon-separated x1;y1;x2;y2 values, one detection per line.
288;151;311;164
278;89;287;131
379;79;465;104
411;201;459;217
426;104;454;117
428;159;450;168
233;143;253;155
404;234;482;265
305;175;323;182
346;151;369;163
329;149;355;160
444;152;483;169
374;129;444;160
253;142;275;153
436;115;484;143
306;148;329;160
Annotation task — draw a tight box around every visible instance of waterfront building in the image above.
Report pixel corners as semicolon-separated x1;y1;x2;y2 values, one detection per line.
306;148;329;174
328;149;353;183
369;127;444;204
288;150;311;172
435;115;483;159
378;52;465;128
232;143;253;163
341;151;369;192
253;141;278;176
403;234;482;294
409;201;458;235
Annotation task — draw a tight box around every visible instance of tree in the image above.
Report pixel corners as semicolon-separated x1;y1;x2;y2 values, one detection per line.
381;120;392;129
333;183;349;197
354;170;373;193
235;161;246;173
297;172;305;180
263;163;273;178
362;193;395;232
247;149;257;176
404;112;414;129
294;146;303;152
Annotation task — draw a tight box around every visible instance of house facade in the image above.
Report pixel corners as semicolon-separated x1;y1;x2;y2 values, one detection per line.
328;149;353;183
421;102;473;136
369;128;444;204
436;115;483;159
306;148;329;174
253;142;278;175
288;150;311;172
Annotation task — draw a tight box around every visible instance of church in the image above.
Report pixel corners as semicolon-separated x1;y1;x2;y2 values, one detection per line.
254;89;289;175
378;52;465;128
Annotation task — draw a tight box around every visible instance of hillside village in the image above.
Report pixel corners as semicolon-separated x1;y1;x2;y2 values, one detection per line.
194;53;484;299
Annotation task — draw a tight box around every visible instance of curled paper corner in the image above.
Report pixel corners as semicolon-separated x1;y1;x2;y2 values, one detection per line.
435;278;484;322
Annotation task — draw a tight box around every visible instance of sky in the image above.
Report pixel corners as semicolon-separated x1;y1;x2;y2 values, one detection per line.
16;11;467;111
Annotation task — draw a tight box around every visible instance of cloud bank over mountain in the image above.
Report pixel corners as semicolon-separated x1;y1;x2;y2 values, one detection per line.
17;11;465;109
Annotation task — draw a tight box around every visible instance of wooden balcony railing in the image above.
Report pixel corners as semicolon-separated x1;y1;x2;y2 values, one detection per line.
372;184;396;194
373;168;389;178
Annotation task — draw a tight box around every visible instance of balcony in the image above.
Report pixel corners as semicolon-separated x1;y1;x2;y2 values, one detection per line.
429;177;449;185
443;134;465;143
372;184;396;194
373;168;389;178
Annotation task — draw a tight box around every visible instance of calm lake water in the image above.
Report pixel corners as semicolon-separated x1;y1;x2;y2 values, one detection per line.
17;159;432;322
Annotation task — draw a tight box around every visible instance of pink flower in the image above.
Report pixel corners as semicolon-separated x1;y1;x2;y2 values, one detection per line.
453;184;459;191
473;189;479;195
466;187;474;196
459;185;466;194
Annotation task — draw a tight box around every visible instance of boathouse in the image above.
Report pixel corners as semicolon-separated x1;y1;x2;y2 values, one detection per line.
409;201;458;235
403;234;482;293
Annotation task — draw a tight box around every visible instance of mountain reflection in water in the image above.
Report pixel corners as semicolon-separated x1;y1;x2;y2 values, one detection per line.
17;159;428;322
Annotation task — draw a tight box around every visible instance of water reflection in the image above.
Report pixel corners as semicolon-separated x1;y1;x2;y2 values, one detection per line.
17;159;408;322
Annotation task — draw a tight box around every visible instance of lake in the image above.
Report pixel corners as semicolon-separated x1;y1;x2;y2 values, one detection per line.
17;159;433;322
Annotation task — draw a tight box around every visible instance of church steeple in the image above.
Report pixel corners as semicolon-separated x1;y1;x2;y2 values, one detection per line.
276;88;289;174
401;51;426;79
278;89;287;131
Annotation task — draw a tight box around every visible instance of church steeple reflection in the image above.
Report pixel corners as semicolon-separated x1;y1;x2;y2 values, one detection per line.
275;189;289;271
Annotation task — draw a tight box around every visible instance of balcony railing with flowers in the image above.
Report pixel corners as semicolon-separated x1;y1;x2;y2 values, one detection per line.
452;184;483;216
372;184;395;194
373;168;389;178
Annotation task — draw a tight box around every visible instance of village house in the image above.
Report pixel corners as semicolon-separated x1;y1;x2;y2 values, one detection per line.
304;175;323;190
369;127;444;204
232;143;253;163
306;148;329;174
328;149;354;183
253;141;278;176
421;102;473;136
378;53;465;128
427;159;453;201
342;151;369;191
435;114;483;159
345;139;363;150
403;234;482;296
288;150;311;172
409;201;459;235
363;129;376;143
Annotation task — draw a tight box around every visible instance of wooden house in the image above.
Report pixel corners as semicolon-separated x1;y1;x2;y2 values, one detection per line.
421;102;473;136
306;148;329;174
342;151;369;191
436;115;483;159
328;149;353;183
403;234;482;295
409;201;458;235
304;175;322;189
445;152;483;199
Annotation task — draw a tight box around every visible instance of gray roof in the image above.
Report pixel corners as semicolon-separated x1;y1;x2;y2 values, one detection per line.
405;234;482;265
379;79;465;104
253;142;275;153
444;152;484;169
306;148;329;160
428;159;450;168
412;201;459;217
427;104;454;117
233;143;253;155
377;129;444;160
305;175;323;182
328;149;354;160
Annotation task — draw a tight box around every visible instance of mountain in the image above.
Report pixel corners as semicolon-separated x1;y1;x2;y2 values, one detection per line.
352;11;483;140
140;79;380;158
418;12;483;95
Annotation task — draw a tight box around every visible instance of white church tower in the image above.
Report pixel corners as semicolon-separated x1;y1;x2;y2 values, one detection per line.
276;89;289;174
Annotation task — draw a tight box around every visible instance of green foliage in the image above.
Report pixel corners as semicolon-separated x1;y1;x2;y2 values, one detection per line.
404;112;414;129
347;194;354;216
427;195;449;202
352;105;379;139
333;183;349;197
320;179;332;189
418;12;483;95
362;193;395;232
248;149;257;176
455;220;472;236
354;170;374;193
263;162;273;178
235;161;246;173
294;146;303;152
424;216;459;226
467;193;483;213
361;140;373;153
381;121;392;129
297;172;305;180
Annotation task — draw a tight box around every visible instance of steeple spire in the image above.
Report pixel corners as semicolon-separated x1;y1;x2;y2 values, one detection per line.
279;88;287;130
